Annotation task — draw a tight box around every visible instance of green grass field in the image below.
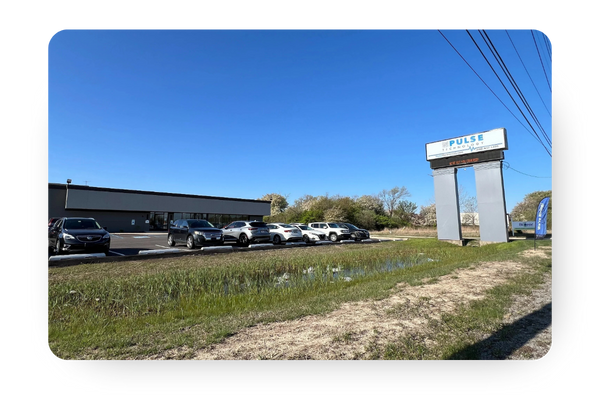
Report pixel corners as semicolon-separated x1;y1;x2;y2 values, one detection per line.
48;238;551;359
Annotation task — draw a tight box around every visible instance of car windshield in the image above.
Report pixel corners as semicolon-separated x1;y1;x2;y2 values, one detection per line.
279;224;293;228
297;225;308;230
189;220;214;228
344;223;358;229
249;222;267;227
64;219;102;230
328;223;341;228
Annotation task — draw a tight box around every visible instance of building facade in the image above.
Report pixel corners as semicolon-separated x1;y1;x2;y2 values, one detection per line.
48;183;271;232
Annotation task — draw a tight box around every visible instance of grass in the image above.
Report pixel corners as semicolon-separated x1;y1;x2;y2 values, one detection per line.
48;238;550;359
372;225;480;237
372;247;552;360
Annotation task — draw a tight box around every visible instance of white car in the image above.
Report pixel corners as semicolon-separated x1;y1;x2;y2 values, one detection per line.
266;223;304;245
290;223;328;243
307;222;351;242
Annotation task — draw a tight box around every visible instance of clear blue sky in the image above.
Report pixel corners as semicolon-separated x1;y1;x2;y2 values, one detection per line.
48;29;552;213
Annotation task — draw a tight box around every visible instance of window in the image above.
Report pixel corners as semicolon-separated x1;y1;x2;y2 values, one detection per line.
249;222;267;228
65;218;101;230
189;220;213;228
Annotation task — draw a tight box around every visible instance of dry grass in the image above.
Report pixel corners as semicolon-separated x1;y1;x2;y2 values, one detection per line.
373;226;480;237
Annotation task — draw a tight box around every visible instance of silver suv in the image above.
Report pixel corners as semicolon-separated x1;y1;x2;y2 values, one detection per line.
307;222;351;242
222;220;271;246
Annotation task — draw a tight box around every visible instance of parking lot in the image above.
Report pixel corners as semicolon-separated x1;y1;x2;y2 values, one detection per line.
48;232;390;266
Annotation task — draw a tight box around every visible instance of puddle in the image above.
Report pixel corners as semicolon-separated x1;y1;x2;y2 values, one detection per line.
223;255;431;295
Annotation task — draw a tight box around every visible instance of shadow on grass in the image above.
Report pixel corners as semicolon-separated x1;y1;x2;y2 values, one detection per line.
448;302;552;360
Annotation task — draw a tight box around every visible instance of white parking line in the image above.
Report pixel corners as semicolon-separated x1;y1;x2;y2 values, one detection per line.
155;244;170;248
109;250;125;256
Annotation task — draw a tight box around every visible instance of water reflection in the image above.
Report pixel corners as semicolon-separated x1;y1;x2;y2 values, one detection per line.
222;255;432;295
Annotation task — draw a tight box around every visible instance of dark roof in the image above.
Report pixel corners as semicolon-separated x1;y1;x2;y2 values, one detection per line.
48;183;271;204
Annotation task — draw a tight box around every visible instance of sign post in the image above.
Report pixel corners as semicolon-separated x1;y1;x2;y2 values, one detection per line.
426;128;509;245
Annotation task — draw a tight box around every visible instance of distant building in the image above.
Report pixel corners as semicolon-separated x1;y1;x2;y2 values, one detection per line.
48;183;271;232
460;212;479;226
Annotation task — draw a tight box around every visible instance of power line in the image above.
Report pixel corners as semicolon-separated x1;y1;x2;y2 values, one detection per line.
505;30;552;118
480;30;551;148
465;30;552;157
503;162;551;179
437;30;541;148
531;30;552;93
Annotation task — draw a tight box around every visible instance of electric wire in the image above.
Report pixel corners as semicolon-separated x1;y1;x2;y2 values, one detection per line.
437;30;541;150
503;162;551;179
465;30;552;157
531;30;552;93
505;30;552;117
481;30;551;148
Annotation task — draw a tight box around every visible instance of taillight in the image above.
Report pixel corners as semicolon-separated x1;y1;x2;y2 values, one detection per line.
284;230;292;232
248;227;257;231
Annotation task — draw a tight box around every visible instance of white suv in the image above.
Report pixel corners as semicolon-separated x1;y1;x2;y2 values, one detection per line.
222;221;271;246
307;222;351;242
290;223;327;243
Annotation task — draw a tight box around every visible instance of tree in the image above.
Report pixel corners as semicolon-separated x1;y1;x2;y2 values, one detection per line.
417;201;437;226
511;190;552;228
258;193;289;216
323;206;346;222
458;185;478;225
378;186;411;217
354;209;378;230
356;195;384;214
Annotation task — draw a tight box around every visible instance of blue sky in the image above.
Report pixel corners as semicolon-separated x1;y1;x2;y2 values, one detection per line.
48;29;552;213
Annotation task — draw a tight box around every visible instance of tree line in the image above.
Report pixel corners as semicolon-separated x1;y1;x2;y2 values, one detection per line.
258;188;551;231
258;187;435;231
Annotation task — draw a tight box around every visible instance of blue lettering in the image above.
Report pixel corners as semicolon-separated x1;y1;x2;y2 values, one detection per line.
449;140;455;146
478;134;484;141
470;135;476;142
457;138;463;145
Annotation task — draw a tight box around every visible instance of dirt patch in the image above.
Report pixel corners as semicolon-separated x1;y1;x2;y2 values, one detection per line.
167;248;551;360
520;246;552;259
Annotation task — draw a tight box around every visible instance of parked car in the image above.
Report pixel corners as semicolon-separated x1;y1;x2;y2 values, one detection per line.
168;219;224;249
48;217;60;229
338;222;370;241
266;223;303;244
307;222;351;242
289;223;327;243
48;217;111;255
222;220;271;246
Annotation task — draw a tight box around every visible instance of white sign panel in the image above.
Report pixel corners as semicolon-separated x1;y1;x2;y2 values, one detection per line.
512;221;535;229
426;128;508;161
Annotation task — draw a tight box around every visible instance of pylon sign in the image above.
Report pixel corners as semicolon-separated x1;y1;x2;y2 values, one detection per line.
427;128;509;244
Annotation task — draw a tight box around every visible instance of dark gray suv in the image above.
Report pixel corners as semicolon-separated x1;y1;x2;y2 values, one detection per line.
222;221;270;246
168;219;224;249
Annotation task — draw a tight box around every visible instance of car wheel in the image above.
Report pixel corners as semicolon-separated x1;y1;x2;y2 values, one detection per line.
167;234;176;247
303;234;311;244
273;235;282;245
186;235;196;249
329;233;338;242
54;239;63;255
104;247;110;256
239;233;249;247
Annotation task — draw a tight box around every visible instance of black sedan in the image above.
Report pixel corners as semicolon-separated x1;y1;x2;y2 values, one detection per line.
338;223;370;241
168;219;224;249
49;217;111;255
